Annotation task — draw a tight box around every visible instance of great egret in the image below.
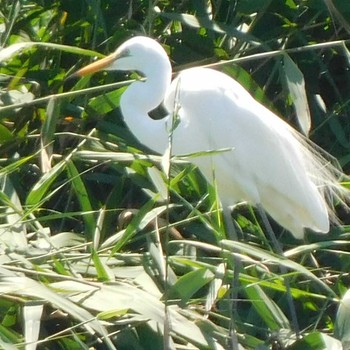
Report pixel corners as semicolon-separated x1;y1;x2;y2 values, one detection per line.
73;36;347;239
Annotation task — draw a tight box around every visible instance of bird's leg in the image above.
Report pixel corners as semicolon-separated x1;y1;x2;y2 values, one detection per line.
257;204;300;338
223;206;241;350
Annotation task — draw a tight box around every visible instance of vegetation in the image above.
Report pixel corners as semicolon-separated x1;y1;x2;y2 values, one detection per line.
0;0;350;349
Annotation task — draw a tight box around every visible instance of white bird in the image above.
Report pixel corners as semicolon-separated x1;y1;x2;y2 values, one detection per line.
73;36;347;239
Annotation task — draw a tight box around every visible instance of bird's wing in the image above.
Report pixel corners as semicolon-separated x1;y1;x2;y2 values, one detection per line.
165;68;329;237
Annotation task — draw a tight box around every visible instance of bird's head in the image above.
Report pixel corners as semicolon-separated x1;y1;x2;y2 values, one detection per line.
72;36;170;78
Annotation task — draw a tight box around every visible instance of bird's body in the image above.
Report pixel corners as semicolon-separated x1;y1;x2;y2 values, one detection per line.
165;67;329;237
75;36;346;239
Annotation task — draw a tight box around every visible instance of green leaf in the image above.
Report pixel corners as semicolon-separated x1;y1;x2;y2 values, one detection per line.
91;249;115;282
289;332;343;350
220;240;337;297
26;160;66;206
23;302;43;350
66;161;96;239
109;199;158;253
0;89;35;111
334;289;350;348
205;263;225;312
160;12;259;44
0;124;13;144
51;280;210;348
0;323;19;348
0;174;27;250
0;42;104;63
73;150;164;164
168;268;215;303
283;54;311;135
0;276;116;349
148;166;168;201
41;97;61;172
243;283;291;330
88;88;125;114
97;308;129;320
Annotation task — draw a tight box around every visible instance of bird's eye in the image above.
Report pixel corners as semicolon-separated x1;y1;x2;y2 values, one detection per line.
115;48;131;61
122;49;130;57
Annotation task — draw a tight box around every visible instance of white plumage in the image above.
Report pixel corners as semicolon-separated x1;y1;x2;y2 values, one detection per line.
75;36;347;239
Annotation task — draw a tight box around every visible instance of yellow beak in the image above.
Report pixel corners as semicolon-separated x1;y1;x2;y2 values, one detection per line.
73;53;117;77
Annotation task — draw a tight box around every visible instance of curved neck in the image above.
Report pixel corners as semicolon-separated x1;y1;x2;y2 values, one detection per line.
120;62;172;154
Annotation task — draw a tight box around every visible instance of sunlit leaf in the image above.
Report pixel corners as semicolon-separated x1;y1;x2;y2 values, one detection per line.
26;160;66;206
0;42;103;62
91;249;115;282
243;283;291;330
289;332;343;350
41;97;61;173
335;288;350;348
205;263;226;312
148;166;168;201
168;267;215;303
283;54;311;135
0;276;116;349
51;280;210;348
109;200;163;253
88;88;125;114
23;301;43;350
0;174;27;250
0;124;13;144
66;161;96;239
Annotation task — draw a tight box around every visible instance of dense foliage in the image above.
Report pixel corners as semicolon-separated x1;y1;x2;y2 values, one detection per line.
0;0;350;349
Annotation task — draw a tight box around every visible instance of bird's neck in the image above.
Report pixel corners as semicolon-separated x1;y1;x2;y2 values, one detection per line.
121;65;172;153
